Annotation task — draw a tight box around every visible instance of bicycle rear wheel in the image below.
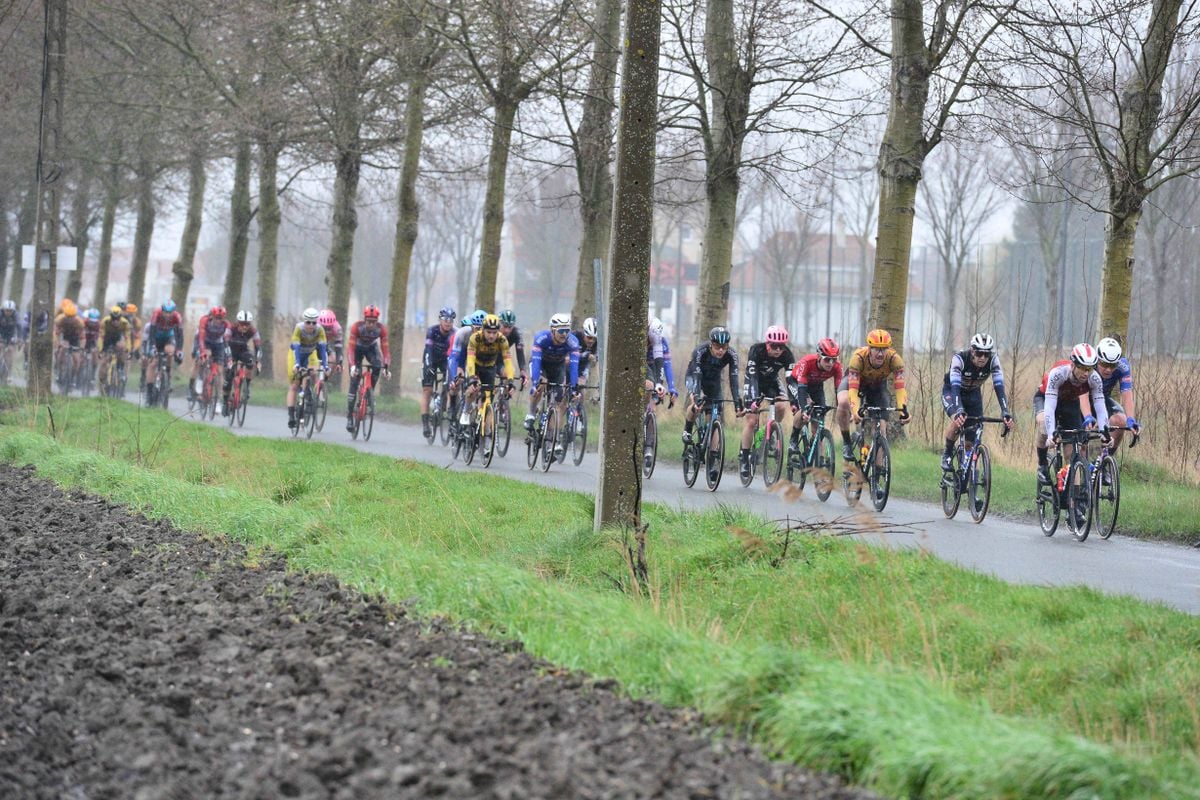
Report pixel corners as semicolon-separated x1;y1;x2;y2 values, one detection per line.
495;396;512;457
941;444;962;519
705;419;725;492
316;383;329;432
869;435;892;512
570;403;587;466
541;407;559;472
762;420;784;488
642;410;658;479
789;428;810;487
1066;458;1091;541
968;444;992;523
1093;454;1120;539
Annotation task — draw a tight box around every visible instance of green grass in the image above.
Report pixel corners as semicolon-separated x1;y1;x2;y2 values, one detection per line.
3;397;1200;799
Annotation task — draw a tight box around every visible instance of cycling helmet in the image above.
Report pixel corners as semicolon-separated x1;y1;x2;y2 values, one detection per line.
61;299;77;316
109;305;122;317
1070;342;1098;368
499;309;517;326
709;326;731;345
2;300;16;311
582;317;598;337
363;304;381;320
1096;336;1122;365
648;317;664;337
302;307;320;322
210;305;227;318
438;306;456;321
161;299;176;314
969;333;995;353
125;303;138;314
764;325;789;345
482;313;501;331
817;337;840;358
470;309;487;327
550;312;571;330
236;310;253;323
866;328;892;348
87;308;101;321
318;308;337;326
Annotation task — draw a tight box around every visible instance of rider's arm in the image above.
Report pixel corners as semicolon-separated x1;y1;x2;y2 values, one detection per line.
529;334;544;386
947;353;964;410
726;349;742;408
1089;374;1110;431
502;348;515;381
990;356;1010;416
465;334;478;378
346;322;359;356
890;353;908;411
1044;374;1061;439
786;361;807;408
513;330;526;372
1118;359;1135;422
568;338;581;388
378;326;391;366
743;346;759;403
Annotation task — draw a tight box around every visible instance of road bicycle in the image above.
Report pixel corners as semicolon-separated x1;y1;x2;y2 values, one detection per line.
226;360;254;428
526;381;569;472
98;350;128;398
56;345;83;395
940;416;1008;523
425;368;450;445
683;398;728;492
787;404;836;502
314;364;336;433
0;342;14;386
145;351;173;409
740;396;787;489
1037;427;1135;541
843;406;896;511
292;367;319;439
79;348;97;396
463;381;510;468
564;384;596;467
642;391;665;479
492;380;514;458
348;364;380;442
197;355;222;420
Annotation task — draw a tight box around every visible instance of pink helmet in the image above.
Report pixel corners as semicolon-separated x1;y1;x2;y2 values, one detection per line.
764;325;789;345
318;308;337;327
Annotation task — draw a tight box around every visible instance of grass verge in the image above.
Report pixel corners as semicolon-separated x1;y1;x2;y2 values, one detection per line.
3;398;1200;799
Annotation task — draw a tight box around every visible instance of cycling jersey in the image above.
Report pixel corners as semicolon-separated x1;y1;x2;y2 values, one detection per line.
685;343;740;404
646;335;677;394
290;322;328;370
99;317;130;349
846;345;907;413
423;323;455;366
787;354;843;407
347;320;390;363
1099;357;1133;396
447;325;475;377
82;318;101;350
742;342;794;402
1041;362;1108;438
197;313;231;353
466;331;514;380
147;309;183;344
0;311;20;344
501;325;527;371
944;349;1009;415
54;314;84;346
225;322;262;358
530;329;581;387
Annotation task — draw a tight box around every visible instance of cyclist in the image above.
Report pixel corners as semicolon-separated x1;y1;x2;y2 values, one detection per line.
786;337;843;455
345;304;391;431
526;313;582;455
142;300;184;404
498;309;529;387
574;316;599;386
646;317;678;407
98;306;131;389
836;328;910;460
0;300;22;377
222;310;262;415
447;310;486;433
191;305;231;402
319;309;343;373
739;325;795;480
287;308;329;430
53;300;85;380
123;303;141;352
420;306;457;438
465;313;515;454
939;333;1013;472
1034;343;1109;485
682;326;743;448
1092;336;1141;449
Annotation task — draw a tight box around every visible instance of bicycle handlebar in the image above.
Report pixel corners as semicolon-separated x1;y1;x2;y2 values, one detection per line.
962;415;1011;438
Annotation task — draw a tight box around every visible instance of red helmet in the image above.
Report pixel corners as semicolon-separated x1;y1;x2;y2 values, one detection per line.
764;325;789;345
211;305;227;318
363;304;381;320
817;337;840;358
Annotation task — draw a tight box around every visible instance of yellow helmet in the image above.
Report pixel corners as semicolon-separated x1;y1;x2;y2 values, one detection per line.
482;314;501;331
110;305;124;316
62;299;78;317
866;328;892;348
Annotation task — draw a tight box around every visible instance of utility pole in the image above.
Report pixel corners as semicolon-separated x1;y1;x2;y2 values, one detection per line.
825;175;835;334
29;0;68;400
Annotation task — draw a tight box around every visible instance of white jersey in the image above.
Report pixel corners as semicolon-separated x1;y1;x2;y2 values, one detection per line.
1043;364;1107;438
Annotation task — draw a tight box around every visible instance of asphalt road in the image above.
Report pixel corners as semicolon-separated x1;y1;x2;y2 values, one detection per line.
142;387;1200;615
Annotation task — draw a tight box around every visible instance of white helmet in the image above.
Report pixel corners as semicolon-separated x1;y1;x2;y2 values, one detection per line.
302;307;320;322
1096;336;1122;364
582;317;598;337
236;310;254;323
969;333;994;353
1;300;15;311
549;312;571;329
1070;342;1099;368
648;317;664;337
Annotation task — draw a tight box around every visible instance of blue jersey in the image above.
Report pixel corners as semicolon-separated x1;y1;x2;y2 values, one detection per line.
423;323;455;367
646;335;676;394
1100;357;1133;396
530;329;581;387
447;325;475;377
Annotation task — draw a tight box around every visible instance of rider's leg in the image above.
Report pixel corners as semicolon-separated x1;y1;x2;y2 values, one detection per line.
835;388;854;457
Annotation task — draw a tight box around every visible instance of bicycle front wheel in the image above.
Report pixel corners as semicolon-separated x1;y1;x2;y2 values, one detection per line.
541;407;559;472
642;410;658;479
705;419;725;492
303;387;317;439
869;435;891;512
462;411;478;465
228;378;239;428
969;444;992;523
941;444;962;519
362;388;375;441
1066;458;1091;541
1093;454;1120;539
526;414;541;470
481;403;497;469
570;403;587;466
1037;456;1061;536
495;397;511;458
814;430;836;502
789;428;810;487
682;440;699;488
762;420;784;488
315;383;329;432
236;381;249;427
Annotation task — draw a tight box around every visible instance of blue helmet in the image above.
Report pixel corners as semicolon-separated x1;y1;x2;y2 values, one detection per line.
87;308;101;321
438;306;456;321
470;309;487;327
161;299;176;313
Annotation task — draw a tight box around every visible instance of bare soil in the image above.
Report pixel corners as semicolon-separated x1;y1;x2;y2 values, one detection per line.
0;464;877;799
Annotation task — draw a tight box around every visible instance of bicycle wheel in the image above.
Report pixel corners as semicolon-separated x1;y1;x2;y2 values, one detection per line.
303;386;317;439
789;428;810;487
236;380;249;427
438;388;452;445
642;410;658;479
968;444;992;523
1093;454;1120;540
869;434;891;512
1037;456;1061;536
941;444;963;519
570;402;587;466
739;431;756;488
362;387;375;441
481;403;497;469
1066;458;1091;541
526;413;541;469
462;411;478;465
541;406;559;472
762;420;784;488
495;396;512;458
705;419;725;492
315;383;328;432
814;429;836;502
157;369;171;409
228;378;239;428
843;434;865;506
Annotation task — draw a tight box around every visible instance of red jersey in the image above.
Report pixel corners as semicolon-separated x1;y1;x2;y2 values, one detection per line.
347;320;390;362
790;353;843;386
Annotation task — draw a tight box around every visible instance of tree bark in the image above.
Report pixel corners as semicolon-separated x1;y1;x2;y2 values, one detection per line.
474;98;517;312
255;137;282;381
326;144;362;326
594;0;659;533
1098;203;1141;340
171;142;207;308
570;0;621;324
223;138;253;309
65;162;93;301
9;187;37;306
385;73;430;395
126;156;156;312
0;187;8;298
91;163;119;309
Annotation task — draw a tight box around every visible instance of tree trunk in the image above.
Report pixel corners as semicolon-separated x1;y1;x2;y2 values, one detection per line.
223;138;253;309
326;144;362;326
385;73;430;395
65;162;93;301
474;98;517;312
570;0;621;324
255;137;282;381
126;158;156;311
1098;203;1141;340
91;163;119;309
0;187;8;298
171;143;207;308
594;0;659;534
9;187;37;306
